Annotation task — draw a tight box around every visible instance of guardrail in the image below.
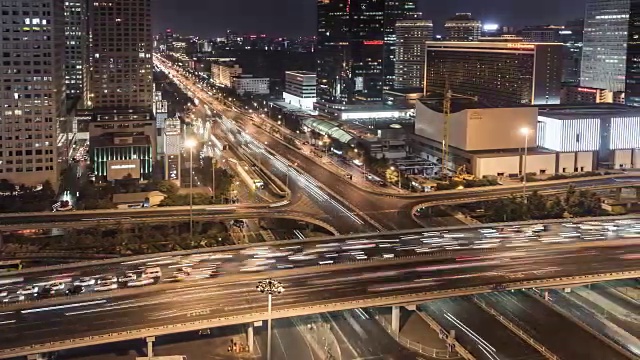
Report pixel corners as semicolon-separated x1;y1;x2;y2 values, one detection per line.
471;296;559;360
415;310;476;360
1;213;638;277
1;270;639;359
371;309;460;359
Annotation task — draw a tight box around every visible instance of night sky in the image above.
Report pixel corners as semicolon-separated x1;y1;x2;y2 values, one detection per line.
153;0;586;38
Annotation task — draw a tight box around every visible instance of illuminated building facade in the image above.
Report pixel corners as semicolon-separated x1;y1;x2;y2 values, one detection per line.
581;0;630;92
0;0;65;186
424;42;563;107
64;0;88;101
89;0;153;110
444;13;482;41
625;0;640;105
316;0;419;111
394;20;433;89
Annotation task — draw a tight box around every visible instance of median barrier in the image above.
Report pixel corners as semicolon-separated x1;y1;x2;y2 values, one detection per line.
2;270;640;359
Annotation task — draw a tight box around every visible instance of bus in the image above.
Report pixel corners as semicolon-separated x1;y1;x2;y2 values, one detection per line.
0;260;23;273
231;160;264;190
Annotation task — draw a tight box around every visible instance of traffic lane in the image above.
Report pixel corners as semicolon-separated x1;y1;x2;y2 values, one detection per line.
2;241;638;313
1;250;638;348
590;283;640;314
327;310;421;359
422;297;543;360
266;318;316;360
478;291;629;360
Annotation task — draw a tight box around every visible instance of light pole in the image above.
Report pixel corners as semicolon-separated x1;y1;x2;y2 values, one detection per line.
185;138;198;238
211;158;216;203
257;279;284;360
520;127;530;203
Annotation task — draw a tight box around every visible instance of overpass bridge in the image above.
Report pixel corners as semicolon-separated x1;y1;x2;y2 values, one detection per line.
0;216;638;358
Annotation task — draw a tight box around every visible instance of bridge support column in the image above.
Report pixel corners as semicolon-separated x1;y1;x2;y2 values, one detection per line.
247;323;254;353
636;187;640;201
615;187;623;201
391;306;400;334
146;336;155;358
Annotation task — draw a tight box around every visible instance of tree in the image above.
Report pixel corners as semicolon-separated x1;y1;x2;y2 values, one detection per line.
156;180;180;196
526;191;548;220
0;179;15;195
546;196;566;219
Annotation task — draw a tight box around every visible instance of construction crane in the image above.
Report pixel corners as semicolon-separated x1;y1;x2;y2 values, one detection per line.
440;83;478;179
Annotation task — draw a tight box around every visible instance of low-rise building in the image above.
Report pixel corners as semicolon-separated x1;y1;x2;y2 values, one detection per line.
560;85;624;105
232;75;270;95
211;61;243;87
283;71;317;110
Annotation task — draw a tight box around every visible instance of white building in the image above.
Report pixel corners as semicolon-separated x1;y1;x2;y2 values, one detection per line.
211;61;243;87
414;100;640;177
581;0;631;91
232;75;270;95
0;0;65;187
283;71;317;109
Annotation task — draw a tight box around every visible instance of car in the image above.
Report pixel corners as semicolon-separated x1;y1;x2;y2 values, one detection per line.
142;267;162;279
127;278;154;287
36;287;55;298
74;277;96;286
65;285;85;296
118;272;137;282
17;286;39;295
94;282;118;292
2;294;25;303
49;282;65;291
98;276;117;284
0;290;8;297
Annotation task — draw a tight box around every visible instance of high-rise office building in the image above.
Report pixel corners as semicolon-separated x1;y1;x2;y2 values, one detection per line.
581;0;631;91
561;19;584;84
88;0;153;110
394;20;433;89
424;42;563;107
383;0;420;89
445;13;482;41
0;0;65;186
625;0;640;105
316;0;417;111
64;0;88;102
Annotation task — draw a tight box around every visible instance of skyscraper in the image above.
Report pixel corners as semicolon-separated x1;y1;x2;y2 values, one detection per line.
316;0;417;111
581;0;631;91
394;20;433;89
0;0;65;186
64;0;88;102
625;0;640;105
88;0;153;110
445;13;482;41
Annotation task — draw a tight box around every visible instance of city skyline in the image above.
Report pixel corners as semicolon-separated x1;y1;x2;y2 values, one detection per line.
153;0;587;38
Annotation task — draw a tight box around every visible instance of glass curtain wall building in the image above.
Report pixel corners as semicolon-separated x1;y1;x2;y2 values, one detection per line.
581;0;630;92
394;19;433;89
625;0;640;105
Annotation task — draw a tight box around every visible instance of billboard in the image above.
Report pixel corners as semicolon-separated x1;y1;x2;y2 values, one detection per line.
107;159;141;180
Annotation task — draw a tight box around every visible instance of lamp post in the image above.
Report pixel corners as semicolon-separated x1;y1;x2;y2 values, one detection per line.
185;138;198;238
520;127;530;203
257;279;284;360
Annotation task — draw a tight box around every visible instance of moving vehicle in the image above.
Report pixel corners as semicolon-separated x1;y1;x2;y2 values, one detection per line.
118;272;137;282
142;267;162;279
66;285;85;296
127;278;154;287
48;282;65;291
74;277;96;286
0;260;22;273
94;282;117;292
17;285;38;295
2;294;25;303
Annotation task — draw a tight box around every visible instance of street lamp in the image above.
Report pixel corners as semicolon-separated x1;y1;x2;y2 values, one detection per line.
520;127;530;203
257;279;284;360
185;138;198;238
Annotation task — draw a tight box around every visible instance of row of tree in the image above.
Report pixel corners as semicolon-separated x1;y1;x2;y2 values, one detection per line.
481;186;604;223
0;179;57;213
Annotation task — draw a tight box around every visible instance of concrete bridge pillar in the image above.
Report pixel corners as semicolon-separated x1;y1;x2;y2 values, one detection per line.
146;336;155;358
391;306;400;334
247;322;254;353
636;187;640;201
615;187;623;201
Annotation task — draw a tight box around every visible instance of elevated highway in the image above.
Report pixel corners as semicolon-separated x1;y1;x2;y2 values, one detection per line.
0;240;638;358
0;215;639;358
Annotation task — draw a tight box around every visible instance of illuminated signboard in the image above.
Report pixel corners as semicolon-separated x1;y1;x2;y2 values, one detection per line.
578;87;598;93
507;43;535;49
364;40;383;45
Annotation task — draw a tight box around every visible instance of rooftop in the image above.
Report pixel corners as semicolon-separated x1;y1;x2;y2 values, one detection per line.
286;71;316;76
